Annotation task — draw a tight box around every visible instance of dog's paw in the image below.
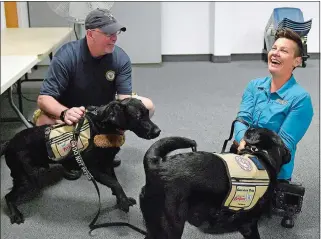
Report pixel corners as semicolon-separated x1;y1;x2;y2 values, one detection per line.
128;197;137;206
10;211;24;224
188;213;203;227
117;197;137;212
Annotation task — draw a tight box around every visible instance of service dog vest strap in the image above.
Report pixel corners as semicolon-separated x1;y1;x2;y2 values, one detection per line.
213;153;270;211
45;118;92;161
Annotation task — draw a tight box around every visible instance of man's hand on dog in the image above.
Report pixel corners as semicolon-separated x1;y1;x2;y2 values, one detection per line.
63;106;86;125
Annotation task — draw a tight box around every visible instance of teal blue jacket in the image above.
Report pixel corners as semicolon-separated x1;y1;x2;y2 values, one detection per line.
234;75;314;180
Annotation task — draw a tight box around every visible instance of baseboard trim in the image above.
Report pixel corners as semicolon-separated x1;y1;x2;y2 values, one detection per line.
211;55;231;63
307;53;320;59
162;54;211;62
162;53;320;63
231;54;263;61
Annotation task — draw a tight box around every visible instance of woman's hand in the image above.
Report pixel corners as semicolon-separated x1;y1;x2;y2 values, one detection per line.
237;139;246;152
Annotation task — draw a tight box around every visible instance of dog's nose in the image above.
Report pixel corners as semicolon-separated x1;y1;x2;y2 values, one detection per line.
152;127;161;136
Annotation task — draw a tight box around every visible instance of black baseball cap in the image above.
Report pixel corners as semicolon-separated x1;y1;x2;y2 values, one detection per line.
85;9;126;34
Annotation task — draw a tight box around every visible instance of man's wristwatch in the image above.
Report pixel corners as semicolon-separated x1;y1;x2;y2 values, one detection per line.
60;109;68;121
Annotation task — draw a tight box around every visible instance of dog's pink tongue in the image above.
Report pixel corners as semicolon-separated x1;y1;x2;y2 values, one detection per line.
118;130;125;135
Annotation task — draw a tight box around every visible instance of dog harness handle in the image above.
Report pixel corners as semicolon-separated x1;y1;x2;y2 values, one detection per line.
221;117;250;153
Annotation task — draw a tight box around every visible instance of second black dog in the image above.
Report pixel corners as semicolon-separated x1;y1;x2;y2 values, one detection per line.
140;128;291;239
1;98;161;224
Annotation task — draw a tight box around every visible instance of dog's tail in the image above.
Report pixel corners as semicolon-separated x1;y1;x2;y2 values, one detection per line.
144;136;197;166
0;141;9;157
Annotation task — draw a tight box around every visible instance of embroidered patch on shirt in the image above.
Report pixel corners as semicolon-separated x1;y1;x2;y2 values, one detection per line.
106;70;115;81
276;99;288;105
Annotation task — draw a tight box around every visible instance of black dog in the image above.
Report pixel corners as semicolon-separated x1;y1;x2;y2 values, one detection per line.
140;128;291;239
1;98;161;225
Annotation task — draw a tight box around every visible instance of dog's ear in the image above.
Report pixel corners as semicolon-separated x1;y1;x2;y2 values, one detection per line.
268;145;291;174
243;128;261;145
282;146;291;165
104;103;121;124
108;103;126;126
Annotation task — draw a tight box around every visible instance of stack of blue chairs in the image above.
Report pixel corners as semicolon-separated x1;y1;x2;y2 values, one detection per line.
263;7;313;67
274;7;312;37
278;18;312;38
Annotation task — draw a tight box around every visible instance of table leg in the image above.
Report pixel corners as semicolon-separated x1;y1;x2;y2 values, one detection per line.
17;78;23;113
8;86;33;128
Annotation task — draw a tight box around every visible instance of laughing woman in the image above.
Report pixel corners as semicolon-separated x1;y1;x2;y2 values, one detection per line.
232;28;314;182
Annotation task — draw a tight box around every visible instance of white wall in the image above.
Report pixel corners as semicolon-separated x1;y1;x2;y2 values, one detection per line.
161;2;210;55
226;2;319;54
211;2;234;56
17;2;29;28
162;2;319;55
1;1;6;29
13;2;320;55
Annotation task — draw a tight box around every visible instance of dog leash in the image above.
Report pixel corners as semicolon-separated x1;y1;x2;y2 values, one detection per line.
71;117;148;236
221;117;250;153
70;117;102;229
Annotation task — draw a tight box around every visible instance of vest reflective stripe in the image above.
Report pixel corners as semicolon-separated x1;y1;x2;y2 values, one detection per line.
213;153;270;211
46;119;91;161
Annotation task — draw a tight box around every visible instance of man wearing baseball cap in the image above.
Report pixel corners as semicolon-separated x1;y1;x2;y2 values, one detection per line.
85;8;126;35
84;8;127;55
33;9;155;179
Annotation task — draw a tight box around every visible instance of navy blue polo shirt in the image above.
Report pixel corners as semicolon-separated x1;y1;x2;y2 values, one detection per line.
234;75;314;180
40;37;132;108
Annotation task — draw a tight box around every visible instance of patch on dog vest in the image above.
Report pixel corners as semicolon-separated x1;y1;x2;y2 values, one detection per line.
213;153;270;211
45;119;91;161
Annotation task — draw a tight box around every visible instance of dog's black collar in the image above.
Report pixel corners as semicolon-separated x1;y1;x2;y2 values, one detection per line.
245;145;259;153
84;114;99;135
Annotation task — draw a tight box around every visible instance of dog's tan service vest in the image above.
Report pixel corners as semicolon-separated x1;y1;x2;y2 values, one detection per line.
213;153;270;211
45;119;91;161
